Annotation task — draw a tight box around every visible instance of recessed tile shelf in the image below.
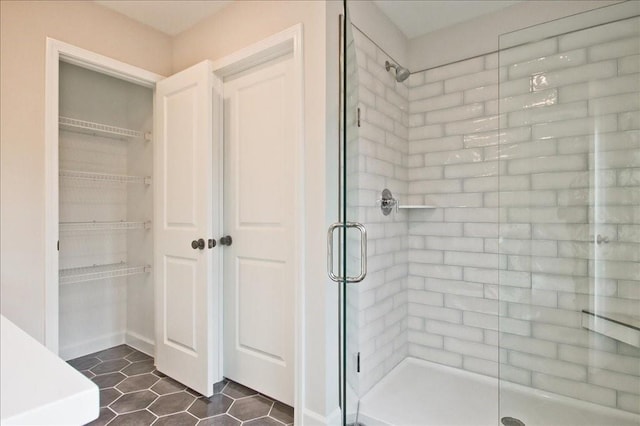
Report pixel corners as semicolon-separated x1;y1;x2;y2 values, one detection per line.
581;310;640;348
60;263;151;285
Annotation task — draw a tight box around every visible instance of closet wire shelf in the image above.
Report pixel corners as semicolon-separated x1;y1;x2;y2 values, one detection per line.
59;262;151;285
59;116;152;141
59;169;151;185
60;221;151;232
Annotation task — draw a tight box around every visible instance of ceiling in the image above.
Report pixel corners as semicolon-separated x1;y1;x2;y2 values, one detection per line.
374;0;523;39
95;0;231;36
95;0;521;39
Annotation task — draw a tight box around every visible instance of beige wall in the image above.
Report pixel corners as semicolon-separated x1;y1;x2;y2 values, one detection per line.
0;0;171;341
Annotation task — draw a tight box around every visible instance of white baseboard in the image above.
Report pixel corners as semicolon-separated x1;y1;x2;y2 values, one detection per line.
125;331;154;357
60;332;125;361
303;407;341;426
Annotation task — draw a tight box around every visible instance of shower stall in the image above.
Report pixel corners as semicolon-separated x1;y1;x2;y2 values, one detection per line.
335;1;640;425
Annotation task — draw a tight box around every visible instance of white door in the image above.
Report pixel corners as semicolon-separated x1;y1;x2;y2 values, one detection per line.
154;60;221;397
223;54;296;405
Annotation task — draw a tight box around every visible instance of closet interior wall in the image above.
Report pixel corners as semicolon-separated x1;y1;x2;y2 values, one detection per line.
58;62;154;360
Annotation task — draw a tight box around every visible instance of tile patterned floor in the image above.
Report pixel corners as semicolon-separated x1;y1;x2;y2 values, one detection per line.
68;345;294;426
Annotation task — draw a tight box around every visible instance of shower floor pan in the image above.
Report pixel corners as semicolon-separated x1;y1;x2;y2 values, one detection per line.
357;357;639;426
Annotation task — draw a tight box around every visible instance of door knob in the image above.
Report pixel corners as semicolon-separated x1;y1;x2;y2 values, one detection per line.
191;238;205;250
220;235;232;246
208;239;216;249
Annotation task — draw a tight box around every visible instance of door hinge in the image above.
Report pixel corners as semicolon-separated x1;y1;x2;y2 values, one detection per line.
357;352;360;373
357;107;361;127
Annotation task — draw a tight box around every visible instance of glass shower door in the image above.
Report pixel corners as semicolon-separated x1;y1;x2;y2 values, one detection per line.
498;2;640;425
332;3;366;424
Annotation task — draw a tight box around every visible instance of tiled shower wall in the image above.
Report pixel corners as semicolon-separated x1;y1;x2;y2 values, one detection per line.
405;15;639;414
350;30;410;395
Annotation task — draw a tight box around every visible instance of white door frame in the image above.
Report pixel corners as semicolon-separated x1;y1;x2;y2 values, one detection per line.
44;24;305;418
212;24;305;424
44;38;163;354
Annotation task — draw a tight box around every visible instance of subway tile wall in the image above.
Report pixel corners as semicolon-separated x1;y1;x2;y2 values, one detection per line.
352;15;639;414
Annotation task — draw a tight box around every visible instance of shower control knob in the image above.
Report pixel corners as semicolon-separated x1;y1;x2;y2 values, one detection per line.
220;235;233;246
191;238;205;250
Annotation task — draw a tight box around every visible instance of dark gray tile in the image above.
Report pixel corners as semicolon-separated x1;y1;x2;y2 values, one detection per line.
68;355;100;371
83;370;96;379
153;370;167;378
152;412;198;426
117;374;160;393
93;372;126;389
213;379;228;394
269;401;294;424
227;396;273;421
110;390;158;414
221;381;258;399
92;345;134;361
188;395;233;419
186;387;202;397
126;350;152;362
91;358;131;375
100;387;122;407
86;407;116;426
108;409;156;426
196;414;240;426
244;417;283;426
151;377;186;395
122;360;155;376
148;392;196;416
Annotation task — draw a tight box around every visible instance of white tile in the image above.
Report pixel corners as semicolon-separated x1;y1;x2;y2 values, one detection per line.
589;93;640;116
589;36;640;62
619;54;640;75
536;61;618;90
407;330;444;348
423;147;483;166
500;89;558;113
409;178;462;194
620;110;640;131
501;333;556;358
509;101;588;127
408;165;443;180
424;57;485;83
410;135;463;153
445;161;499;179
589;368;640;394
408;344;463;368
500;364;532;386
409;81;444;101
463;222;498;238
500;38;557;66
463;357;499;378
507;155;586;175
589;259;640;281
445;114;501;136
486;190;556;208
559;16;640;51
619;225;640;243
511;352;586;381
533;373;617;407
462;311;498;330
464;267;498;285
560;74;640;103
618;280;640;300
508;206;588;224
499;270;532;288
409;303;462;323
445;207;498;223
424;278;484;298
463;126;531;148
444;337;498;361
444;294;498;315
444;251;500;269
617;393;640;414
409;263;463;281
618;168;640;187
445;69;497;93
425;320;484;342
426;103;484;125
509;49;587;79
464;84;498;103
411;92;463;114
410;123;444;140
409;222;463;237
559;344;640;375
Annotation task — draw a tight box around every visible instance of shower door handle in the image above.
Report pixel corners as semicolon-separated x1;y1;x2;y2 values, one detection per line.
327;222;367;283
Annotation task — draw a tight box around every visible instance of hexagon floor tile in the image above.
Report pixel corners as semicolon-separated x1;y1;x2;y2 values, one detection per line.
69;345;294;425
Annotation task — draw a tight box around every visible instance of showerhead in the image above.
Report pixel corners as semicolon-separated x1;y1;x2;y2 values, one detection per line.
385;60;410;82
